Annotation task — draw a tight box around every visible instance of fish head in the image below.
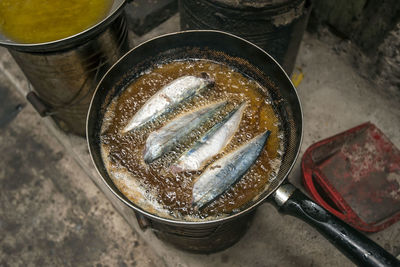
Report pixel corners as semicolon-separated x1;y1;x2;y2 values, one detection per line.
143;142;163;164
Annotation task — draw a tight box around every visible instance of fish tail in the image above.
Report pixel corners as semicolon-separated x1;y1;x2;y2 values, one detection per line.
200;72;215;86
170;164;184;175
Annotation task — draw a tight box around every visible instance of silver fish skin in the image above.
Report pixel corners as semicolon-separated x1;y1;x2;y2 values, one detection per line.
171;102;247;173
192;130;271;209
122;74;214;133
143;101;228;164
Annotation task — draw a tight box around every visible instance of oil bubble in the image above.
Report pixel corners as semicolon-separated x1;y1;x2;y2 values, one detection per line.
100;59;284;221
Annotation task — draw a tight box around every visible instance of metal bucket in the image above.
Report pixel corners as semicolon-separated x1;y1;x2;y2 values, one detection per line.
179;0;312;75
135;210;256;253
0;0;130;136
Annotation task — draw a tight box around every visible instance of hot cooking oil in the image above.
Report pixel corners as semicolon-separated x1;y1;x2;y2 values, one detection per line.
100;59;284;221
0;0;113;43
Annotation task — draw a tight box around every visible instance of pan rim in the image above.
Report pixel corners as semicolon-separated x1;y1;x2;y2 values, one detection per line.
86;29;304;226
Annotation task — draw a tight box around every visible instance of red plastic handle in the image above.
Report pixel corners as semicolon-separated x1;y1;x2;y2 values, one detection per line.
302;158;348;220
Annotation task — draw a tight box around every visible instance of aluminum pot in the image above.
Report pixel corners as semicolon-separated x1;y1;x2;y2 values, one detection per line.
0;0;130;136
87;31;399;266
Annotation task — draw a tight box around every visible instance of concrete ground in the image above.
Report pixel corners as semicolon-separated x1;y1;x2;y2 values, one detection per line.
1;14;400;267
0;48;163;267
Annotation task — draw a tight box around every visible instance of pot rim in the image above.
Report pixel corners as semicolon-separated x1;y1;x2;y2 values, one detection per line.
86;29;303;226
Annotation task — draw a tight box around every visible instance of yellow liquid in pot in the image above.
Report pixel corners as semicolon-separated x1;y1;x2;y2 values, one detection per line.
0;0;113;43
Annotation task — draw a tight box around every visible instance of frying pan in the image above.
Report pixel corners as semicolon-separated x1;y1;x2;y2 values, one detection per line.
86;30;399;266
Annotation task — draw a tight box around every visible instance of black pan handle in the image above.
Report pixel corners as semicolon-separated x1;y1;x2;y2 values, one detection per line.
273;184;400;267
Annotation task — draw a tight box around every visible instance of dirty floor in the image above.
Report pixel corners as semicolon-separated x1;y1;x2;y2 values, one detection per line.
1;14;400;267
0;60;163;267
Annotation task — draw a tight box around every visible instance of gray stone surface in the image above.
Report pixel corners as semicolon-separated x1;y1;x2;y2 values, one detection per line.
0;12;399;267
0;51;164;267
309;0;400;53
375;23;400;96
126;0;178;36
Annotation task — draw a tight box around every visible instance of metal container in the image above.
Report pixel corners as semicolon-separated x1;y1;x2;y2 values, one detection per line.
135;210;256;253
179;0;311;75
0;0;130;136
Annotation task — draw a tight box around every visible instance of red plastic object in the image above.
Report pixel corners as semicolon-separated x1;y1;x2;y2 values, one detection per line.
302;122;400;232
